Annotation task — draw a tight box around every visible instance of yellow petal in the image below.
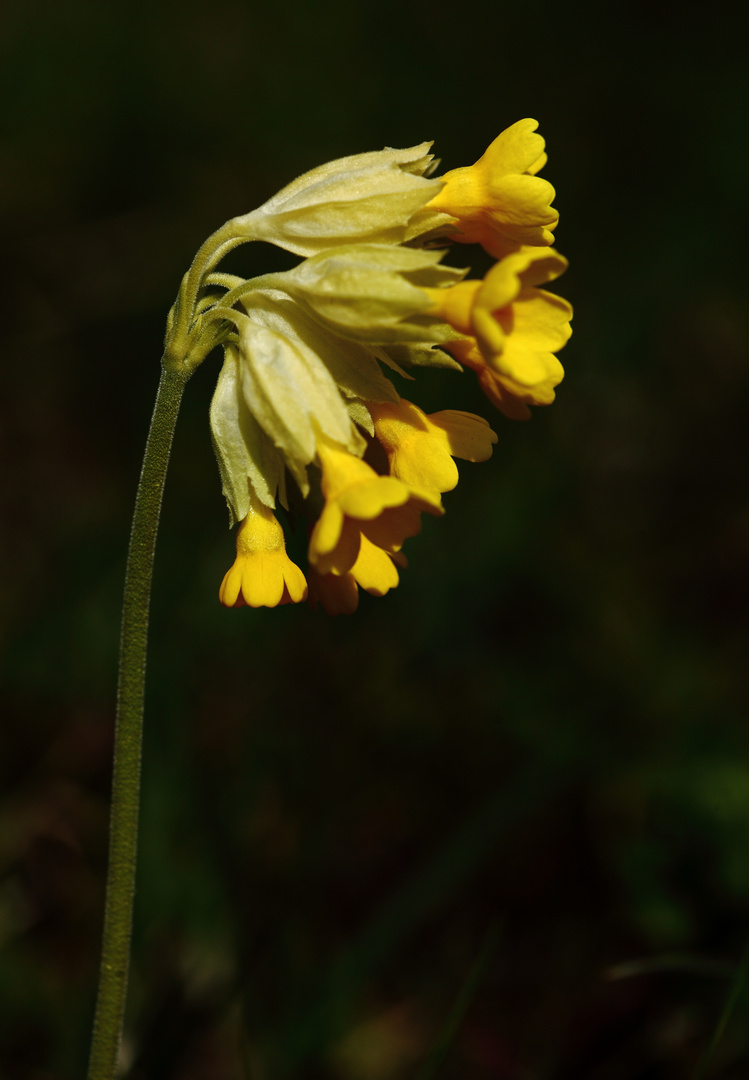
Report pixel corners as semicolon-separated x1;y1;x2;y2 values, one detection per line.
310;514;362;576
351;536;400;595
427;410;498;463
475;248;569;312
481;118;549;176
308;534;400;612
370;398;497;497
339;476;411;520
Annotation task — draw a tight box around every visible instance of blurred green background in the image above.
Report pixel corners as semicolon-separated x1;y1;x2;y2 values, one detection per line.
1;0;748;1077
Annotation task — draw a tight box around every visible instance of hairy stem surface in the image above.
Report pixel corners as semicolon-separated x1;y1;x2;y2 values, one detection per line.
88;367;189;1080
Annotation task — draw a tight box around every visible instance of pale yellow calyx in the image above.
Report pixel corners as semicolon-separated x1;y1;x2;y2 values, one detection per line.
210;345;287;524
236;317;363;496
236;143;444;257
241;293;401;416
427;119;559;258
369;399;497;495
278;243;464;345
219;493;308;608
309;437;442;576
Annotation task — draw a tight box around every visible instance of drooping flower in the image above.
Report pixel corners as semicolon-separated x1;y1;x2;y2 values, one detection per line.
424;247;572;419
425;119;559;258
308;435;443;577
219;490;308;608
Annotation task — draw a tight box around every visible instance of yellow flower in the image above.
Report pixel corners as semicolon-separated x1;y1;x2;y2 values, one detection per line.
368;399;498;495
425;247;572;419
308;436;443;577
219;491;308;608
308;535;401;615
426;119;558;258
447;339;547;421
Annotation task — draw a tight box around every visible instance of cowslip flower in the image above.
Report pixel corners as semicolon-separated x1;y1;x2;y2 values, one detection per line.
178;120;572;611
423;247;573;420
309;435;443;577
219;490;308;608
424;119;558;258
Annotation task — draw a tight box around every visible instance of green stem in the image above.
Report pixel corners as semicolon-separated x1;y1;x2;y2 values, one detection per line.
88;366;190;1080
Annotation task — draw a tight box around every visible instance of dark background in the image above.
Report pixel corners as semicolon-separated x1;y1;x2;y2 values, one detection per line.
1;0;748;1077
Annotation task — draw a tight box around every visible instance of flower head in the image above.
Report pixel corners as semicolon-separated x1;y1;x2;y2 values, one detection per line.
183;120;573;611
426;119;558;258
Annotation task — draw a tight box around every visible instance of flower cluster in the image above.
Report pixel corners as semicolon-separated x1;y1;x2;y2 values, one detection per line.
168;119;572;613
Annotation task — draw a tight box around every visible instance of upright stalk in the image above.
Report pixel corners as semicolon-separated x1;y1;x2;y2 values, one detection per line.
88;366;190;1080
